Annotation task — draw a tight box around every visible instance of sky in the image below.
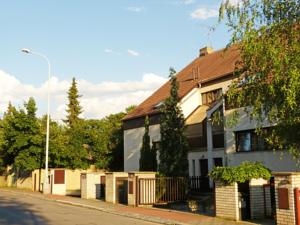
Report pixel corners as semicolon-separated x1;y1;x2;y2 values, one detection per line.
0;0;238;121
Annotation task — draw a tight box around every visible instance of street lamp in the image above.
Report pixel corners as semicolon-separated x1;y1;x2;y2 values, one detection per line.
21;48;51;194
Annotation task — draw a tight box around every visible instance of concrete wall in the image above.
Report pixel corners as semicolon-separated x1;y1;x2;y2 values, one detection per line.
65;169;85;195
215;181;239;221
124;124;160;172
51;170;66;195
4;169;33;190
105;172;128;204
81;172;105;199
0;176;7;187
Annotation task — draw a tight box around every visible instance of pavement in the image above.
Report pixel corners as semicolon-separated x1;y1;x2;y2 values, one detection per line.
0;188;274;225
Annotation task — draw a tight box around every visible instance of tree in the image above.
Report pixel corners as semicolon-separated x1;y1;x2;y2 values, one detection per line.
65;120;89;169
106;112;126;171
139;116;157;171
1;98;43;172
40;116;69;168
159;68;189;177
64;77;82;127
220;0;300;158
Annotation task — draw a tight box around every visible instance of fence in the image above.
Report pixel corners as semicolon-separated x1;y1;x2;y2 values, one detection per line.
188;176;210;193
138;177;187;205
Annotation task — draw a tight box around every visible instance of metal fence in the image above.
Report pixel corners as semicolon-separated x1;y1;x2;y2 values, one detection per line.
138;176;211;205
188;176;210;193
138;177;187;205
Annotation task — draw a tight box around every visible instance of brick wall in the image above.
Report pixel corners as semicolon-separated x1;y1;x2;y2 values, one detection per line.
215;181;239;220
274;172;300;225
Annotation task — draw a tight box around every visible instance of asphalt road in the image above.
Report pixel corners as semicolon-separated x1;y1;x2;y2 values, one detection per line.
0;191;159;225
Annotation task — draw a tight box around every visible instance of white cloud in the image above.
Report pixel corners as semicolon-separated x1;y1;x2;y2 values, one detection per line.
223;0;243;7
104;48;113;53
0;70;167;121
104;48;121;55
172;0;196;5
126;7;144;13
182;0;195;5
127;49;140;57
190;7;219;20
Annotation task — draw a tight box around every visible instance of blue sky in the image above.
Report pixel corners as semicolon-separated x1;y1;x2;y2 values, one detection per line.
0;0;234;120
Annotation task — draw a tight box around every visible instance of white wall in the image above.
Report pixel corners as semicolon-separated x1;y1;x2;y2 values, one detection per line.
124;124;160;172
179;88;201;118
188;149;225;176
225;108;299;171
227;151;298;172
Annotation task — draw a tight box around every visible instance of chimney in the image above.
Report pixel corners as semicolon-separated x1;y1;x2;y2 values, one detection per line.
199;46;213;57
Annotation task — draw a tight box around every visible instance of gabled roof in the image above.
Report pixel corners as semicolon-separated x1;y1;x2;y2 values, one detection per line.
123;46;240;121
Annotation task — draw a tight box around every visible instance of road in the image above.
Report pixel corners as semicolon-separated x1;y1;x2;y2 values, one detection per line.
0;191;159;225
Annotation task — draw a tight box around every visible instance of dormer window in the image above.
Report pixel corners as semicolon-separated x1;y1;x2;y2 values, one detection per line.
201;89;222;105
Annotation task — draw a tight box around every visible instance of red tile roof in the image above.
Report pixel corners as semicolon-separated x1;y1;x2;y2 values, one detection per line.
123;46;240;121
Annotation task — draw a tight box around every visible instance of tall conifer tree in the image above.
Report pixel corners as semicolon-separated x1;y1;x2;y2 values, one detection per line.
139;116;157;171
159;68;188;177
64;77;82;127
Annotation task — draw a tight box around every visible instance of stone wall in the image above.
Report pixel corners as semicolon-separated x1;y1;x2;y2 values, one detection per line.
215;182;239;220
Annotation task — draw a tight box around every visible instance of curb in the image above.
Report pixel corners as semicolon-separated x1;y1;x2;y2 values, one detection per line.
0;189;188;225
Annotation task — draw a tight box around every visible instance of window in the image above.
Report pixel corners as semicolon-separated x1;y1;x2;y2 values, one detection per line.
201;89;222;105
236;129;270;152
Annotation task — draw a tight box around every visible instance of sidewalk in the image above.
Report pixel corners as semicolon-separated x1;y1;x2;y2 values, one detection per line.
0;188;273;225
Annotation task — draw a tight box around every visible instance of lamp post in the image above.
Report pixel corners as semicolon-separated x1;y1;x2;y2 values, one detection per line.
22;48;51;194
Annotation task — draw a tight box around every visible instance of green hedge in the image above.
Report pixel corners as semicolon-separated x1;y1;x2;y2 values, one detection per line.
209;161;271;185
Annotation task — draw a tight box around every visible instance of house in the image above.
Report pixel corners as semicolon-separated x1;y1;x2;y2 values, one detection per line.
122;46;298;184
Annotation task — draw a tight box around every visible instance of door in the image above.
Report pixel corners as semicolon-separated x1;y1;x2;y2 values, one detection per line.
238;182;251;220
50;175;53;194
115;178;128;204
100;176;106;199
199;159;209;191
34;174;36;191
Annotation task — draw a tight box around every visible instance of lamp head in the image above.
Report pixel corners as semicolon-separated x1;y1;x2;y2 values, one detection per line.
21;48;31;54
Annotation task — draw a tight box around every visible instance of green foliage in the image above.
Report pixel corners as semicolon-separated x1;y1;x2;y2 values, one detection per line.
0;78;128;172
139;116;157;171
220;1;300;158
1;98;43;172
209;161;272;185
159;68;189;177
40;116;69;168
64;77;83;127
105;112;126;171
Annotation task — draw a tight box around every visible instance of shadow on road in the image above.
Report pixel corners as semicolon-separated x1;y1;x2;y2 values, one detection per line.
0;195;49;225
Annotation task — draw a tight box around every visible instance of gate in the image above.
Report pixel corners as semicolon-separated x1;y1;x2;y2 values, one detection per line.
188;176;210;194
263;177;276;218
138;177;187;205
115;177;128;204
